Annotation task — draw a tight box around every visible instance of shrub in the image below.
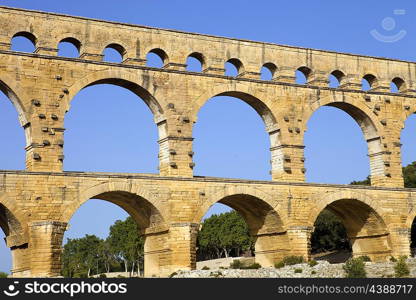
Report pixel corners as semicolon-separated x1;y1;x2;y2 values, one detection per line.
343;258;366;278
308;260;318;267
201;266;210;270
168;272;178;278
358;256;371;262
390;256;397;262
99;273;107;278
230;259;243;269
275;261;285;269
394;256;410;278
210;271;223;278
245;263;261;269
0;272;8;278
311;270;316;275
294;268;303;273
116;275;126;278
282;256;304;266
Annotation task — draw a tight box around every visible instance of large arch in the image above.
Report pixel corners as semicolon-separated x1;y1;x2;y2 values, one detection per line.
60;182;168;277
308;191;392;261
0;76;32;158
304;98;385;184
0;76;30;127
61;182;168;232
0;193;29;277
192;85;280;180
193;188;289;268
192;85;278;132
66;69;166;123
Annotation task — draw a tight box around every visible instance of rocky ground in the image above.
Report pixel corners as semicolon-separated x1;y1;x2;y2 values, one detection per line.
172;257;416;278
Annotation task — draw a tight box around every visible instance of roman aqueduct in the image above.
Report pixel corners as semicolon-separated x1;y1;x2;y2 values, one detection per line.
0;6;415;277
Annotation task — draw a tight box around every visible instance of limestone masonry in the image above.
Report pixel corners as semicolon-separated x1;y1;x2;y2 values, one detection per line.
0;6;415;277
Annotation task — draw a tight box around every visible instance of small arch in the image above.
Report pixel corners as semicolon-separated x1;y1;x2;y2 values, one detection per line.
11;32;37;53
57;37;81;58
329;70;345;88
225;58;244;77
186;52;205;72
103;43;126;63
362;74;378;91
146;48;169;68
260;63;277;80
296;66;312;84
391;77;406;93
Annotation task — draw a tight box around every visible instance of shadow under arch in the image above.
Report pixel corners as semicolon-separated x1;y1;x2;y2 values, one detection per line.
304;99;384;184
0;193;29;277
61;182;168;277
308;191;392;261
193;191;289;268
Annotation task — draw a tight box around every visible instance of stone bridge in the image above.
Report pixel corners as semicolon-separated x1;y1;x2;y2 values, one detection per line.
0;6;415;277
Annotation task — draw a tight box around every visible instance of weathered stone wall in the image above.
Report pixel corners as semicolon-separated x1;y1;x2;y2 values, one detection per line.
0;171;415;277
0;6;414;277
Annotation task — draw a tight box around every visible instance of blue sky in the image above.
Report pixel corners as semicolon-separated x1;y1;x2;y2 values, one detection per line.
0;0;415;273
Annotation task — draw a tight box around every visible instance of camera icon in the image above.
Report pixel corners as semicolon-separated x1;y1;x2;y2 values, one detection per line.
370;9;407;43
3;281;20;297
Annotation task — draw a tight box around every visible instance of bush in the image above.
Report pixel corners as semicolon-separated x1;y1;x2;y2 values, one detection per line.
294;268;303;273
394;256;410;278
168;272;178;278
282;256;304;266
390;256;397;262
231;259;261;270
0;272;8;278
245;263;261;270
308;260;318;267
358;256;371;262
210;271;223;278
275;261;285;269
343;258;366;278
230;259;243;269
99;273;107;278
311;270;316;275
201;266;210;270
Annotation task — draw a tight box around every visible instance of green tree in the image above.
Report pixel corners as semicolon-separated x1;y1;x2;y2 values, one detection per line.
107;216;144;275
197;211;253;260
311;210;350;253
61;235;103;277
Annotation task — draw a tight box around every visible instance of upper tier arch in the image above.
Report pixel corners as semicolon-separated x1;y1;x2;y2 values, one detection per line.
66;69;167;123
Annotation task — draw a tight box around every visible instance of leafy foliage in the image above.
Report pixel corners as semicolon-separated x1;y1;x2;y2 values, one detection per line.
0;272;8;278
394;256;410;278
311;210;350;253
308;260;318;267
275;256;304;268
61;216;143;278
197;211;253;260
343;257;367;278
